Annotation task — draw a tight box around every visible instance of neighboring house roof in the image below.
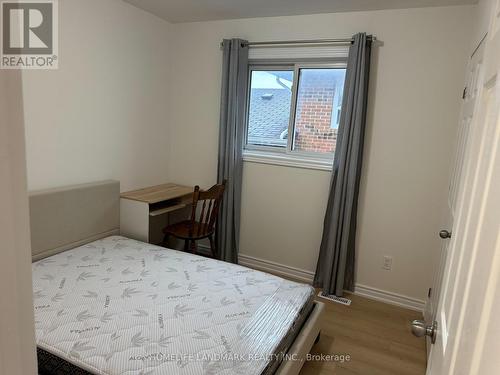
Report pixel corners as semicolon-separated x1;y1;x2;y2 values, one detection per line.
251;71;293;89
248;88;291;146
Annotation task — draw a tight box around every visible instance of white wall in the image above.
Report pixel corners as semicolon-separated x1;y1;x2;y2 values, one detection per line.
22;0;172;192
167;6;473;302
19;1;475;303
0;71;37;374
471;0;495;48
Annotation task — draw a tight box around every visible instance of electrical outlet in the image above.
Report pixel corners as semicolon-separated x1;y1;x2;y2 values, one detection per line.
382;256;393;271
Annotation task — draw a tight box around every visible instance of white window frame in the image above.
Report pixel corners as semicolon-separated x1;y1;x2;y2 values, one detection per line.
243;59;348;171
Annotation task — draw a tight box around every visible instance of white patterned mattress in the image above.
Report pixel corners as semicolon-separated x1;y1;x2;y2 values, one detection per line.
32;236;315;375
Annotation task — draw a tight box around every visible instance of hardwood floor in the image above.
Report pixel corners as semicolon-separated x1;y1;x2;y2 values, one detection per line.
299;291;427;375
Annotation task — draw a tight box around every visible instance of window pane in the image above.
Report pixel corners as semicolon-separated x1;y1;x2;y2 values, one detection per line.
247;70;294;148
293;68;346;154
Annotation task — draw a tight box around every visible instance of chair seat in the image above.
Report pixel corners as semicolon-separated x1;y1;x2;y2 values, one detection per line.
163;220;213;240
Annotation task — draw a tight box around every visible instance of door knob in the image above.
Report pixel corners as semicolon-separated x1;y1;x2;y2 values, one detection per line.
411;319;438;344
439;230;452;239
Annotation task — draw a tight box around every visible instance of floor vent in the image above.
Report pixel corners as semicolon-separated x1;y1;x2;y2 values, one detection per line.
318;291;352;306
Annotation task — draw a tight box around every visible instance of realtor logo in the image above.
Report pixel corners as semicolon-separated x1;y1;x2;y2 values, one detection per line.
1;0;58;69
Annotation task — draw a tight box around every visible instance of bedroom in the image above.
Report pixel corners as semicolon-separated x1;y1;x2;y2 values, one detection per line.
1;0;499;374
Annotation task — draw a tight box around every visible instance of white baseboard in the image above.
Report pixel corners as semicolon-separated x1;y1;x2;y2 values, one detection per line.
353;284;425;312
238;253;315;284
237;253;425;312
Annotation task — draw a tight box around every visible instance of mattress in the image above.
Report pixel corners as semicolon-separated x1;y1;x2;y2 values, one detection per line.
32;236;315;375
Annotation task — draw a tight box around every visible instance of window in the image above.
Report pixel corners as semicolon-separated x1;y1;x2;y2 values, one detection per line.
247;69;293;148
245;62;347;168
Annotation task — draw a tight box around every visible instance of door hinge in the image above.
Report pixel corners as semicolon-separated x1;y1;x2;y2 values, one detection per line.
462;87;467;99
428;288;432;298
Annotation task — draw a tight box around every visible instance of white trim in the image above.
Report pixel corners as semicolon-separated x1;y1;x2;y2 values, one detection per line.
238;253;315;283
243;150;333;171
352;284;425;312
249;45;349;60
237;253;425;312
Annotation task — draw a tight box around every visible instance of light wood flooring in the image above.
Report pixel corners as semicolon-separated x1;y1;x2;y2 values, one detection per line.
299;291;427;375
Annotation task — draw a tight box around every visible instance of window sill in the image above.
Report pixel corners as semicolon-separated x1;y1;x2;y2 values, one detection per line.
242;150;333;171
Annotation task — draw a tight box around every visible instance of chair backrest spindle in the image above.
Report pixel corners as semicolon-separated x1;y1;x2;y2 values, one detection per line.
188;181;227;237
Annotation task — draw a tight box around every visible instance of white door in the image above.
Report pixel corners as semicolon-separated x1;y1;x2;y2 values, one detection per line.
423;43;481;356
427;1;500;373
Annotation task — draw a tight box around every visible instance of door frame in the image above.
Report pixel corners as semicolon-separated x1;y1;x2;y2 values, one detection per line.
0;71;38;373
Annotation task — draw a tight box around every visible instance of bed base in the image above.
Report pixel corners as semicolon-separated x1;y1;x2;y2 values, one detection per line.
276;301;325;374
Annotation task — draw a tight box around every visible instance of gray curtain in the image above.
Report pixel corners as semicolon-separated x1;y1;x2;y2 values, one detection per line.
216;39;249;264
314;33;372;296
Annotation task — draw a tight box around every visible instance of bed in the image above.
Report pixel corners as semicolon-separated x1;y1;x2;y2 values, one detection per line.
30;181;324;375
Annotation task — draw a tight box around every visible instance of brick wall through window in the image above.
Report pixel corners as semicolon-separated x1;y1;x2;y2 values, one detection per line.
293;69;344;154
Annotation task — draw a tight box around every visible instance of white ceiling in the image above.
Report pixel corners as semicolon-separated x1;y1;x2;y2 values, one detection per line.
123;0;476;23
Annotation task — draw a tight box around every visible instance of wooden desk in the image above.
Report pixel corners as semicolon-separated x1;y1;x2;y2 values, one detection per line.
120;183;194;244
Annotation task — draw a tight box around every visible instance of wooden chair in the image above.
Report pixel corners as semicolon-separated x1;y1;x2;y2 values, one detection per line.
162;181;226;258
